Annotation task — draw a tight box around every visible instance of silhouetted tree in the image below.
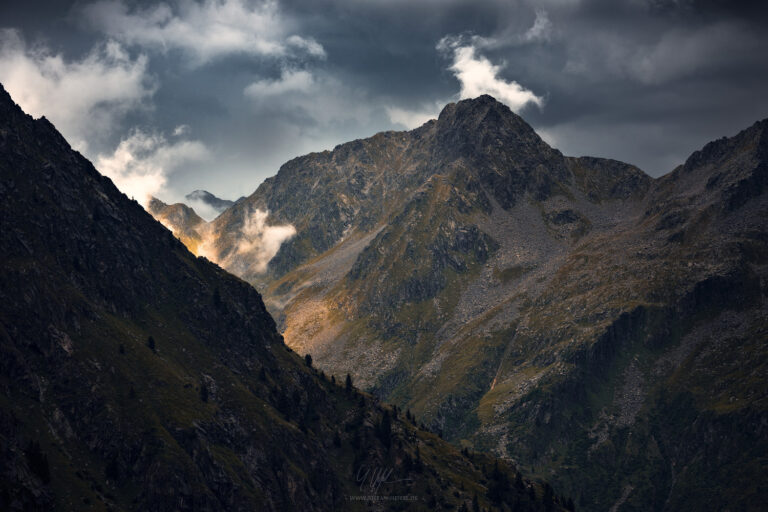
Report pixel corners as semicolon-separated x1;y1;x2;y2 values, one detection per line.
305;354;312;367
345;373;353;391
472;493;480;512
377;409;392;448
200;381;209;402
118;344;125;354
277;393;291;422
543;483;554;511
487;460;510;505
146;335;155;352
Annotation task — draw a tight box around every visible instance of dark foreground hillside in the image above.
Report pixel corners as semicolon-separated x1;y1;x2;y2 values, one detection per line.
0;85;567;511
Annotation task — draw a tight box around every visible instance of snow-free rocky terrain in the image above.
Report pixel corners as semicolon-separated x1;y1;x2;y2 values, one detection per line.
0;84;574;511
158;95;767;510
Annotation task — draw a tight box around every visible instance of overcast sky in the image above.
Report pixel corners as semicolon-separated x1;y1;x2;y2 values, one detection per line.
2;0;767;218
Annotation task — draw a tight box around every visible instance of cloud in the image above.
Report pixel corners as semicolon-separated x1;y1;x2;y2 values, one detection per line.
0;28;153;152
244;68;314;97
522;9;553;43
83;0;325;65
95;129;209;206
185;198;224;222
438;37;543;112
459;8;554;51
242;66;375;142
563;21;756;85
629;24;753;85
386;102;443;129
221;208;296;274
172;124;190;136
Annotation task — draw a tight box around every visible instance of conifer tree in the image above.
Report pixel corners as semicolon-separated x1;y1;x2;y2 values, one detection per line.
345;373;353;391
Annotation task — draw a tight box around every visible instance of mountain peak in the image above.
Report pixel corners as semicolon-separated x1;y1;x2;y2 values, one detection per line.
435;94;546;151
438;94;525;124
185;189;237;214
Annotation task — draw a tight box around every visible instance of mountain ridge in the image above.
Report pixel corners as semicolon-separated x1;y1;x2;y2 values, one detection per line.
188;94;768;510
0;83;565;511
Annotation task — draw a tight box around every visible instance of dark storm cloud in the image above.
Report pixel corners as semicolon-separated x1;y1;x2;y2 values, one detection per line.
1;0;767;206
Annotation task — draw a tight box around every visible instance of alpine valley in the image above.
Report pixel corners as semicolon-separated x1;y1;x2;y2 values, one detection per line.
158;95;768;510
0;85;571;511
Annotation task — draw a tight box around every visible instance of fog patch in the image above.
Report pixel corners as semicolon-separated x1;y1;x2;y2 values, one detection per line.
231;209;296;273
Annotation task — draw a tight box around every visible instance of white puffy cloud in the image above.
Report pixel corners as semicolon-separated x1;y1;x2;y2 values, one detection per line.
83;0;325;65
95;129;209;206
0;28;153;152
438;37;543;112
205;208;295;274
232;209;296;273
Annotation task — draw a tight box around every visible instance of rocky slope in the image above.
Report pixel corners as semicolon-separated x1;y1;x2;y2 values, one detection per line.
0;85;568;511
147;197;208;255
200;96;767;510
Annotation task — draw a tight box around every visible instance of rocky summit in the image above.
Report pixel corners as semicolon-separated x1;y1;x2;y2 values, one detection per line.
195;95;768;510
0;84;571;511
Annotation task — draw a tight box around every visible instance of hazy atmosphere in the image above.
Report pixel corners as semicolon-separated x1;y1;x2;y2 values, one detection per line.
2;0;768;210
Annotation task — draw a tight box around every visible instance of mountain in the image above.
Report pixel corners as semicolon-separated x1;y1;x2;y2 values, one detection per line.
0;85;569;511
185;190;240;215
202;96;768;510
147;197;208;256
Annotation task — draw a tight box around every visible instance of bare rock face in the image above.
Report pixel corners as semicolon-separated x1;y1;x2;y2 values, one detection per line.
0;84;560;512
203;95;768;511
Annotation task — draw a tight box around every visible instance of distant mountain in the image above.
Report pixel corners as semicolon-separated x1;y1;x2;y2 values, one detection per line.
201;95;768;510
147;196;207;255
0;85;566;511
185;189;241;214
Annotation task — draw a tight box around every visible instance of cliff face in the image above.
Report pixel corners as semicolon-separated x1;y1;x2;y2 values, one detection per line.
0;85;563;511
200;95;767;510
